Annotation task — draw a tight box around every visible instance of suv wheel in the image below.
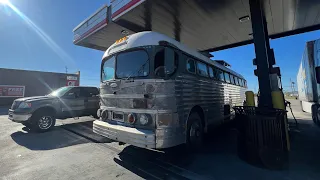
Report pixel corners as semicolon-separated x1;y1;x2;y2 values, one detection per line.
31;111;56;132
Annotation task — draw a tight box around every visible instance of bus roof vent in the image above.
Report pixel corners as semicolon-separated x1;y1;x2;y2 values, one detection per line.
214;60;231;67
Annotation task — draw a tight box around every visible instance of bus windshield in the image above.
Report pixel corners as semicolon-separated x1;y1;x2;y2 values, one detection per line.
102;50;149;81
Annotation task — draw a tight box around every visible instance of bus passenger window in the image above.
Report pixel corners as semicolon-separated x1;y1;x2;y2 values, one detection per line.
235;77;239;86
187;59;196;73
230;75;235;84
224;72;230;83
208;66;214;78
154;49;165;77
218;70;224;81
197;62;209;77
239;79;244;87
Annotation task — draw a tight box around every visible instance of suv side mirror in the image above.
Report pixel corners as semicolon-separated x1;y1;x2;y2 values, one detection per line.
164;47;175;75
316;66;320;84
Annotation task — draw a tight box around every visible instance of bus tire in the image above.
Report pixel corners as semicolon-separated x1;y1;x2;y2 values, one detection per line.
311;104;320;125
186;112;204;151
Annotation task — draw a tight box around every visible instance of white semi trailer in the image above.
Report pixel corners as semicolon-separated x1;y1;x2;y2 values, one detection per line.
297;39;320;125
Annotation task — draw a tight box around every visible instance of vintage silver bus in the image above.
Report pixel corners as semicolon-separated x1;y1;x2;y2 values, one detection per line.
93;31;247;150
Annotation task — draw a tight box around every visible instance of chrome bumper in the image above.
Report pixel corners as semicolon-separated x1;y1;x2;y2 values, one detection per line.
8;109;32;122
93;120;156;149
93;120;185;149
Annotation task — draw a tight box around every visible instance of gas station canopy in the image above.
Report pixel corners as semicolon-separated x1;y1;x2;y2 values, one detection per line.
73;0;320;52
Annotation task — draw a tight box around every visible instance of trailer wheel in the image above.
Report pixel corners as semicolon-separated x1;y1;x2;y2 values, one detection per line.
186;112;204;151
311;104;320;125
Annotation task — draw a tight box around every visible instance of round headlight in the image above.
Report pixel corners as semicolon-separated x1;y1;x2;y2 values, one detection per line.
139;114;149;125
128;113;136;124
101;110;108;120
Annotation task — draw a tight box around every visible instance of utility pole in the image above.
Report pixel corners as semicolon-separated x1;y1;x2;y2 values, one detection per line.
290;78;295;94
65;66;68;74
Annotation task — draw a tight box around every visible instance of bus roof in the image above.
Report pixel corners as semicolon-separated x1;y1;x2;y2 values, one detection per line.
103;31;244;79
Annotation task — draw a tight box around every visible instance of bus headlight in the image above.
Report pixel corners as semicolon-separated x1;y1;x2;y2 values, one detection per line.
101;110;108;120
139;114;149;125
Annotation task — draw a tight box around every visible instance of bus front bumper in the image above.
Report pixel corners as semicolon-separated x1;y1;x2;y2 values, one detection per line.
93;120;156;149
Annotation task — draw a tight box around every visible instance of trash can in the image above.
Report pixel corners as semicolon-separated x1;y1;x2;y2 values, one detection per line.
234;106;288;169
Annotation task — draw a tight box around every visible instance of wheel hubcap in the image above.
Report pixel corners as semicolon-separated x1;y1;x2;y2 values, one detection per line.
38;116;53;130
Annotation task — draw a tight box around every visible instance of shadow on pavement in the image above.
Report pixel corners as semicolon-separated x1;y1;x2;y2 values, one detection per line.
10;121;112;151
60;121;113;143
10;127;89;151
115;120;320;180
113;123;237;179
115;145;201;180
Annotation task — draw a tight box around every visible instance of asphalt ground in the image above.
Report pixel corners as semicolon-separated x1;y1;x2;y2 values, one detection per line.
0;100;320;180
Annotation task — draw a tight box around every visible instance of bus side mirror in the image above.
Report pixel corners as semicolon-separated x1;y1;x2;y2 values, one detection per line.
164;48;175;75
316;66;320;84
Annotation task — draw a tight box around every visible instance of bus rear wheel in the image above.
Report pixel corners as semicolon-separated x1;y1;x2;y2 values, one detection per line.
186;112;204;151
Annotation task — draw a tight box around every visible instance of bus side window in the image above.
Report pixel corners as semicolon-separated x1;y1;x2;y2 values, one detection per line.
218;69;225;81
239;79;244;87
235;77;239;86
208;66;215;79
155;48;179;77
224;72;230;83
230;74;235;84
197;62;209;77
211;67;219;80
154;49;165;77
187;59;196;73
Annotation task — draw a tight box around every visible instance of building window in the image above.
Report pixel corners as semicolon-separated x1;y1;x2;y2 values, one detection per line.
197;62;209;77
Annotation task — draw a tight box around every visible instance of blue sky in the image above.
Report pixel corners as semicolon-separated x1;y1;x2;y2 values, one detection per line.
0;0;319;92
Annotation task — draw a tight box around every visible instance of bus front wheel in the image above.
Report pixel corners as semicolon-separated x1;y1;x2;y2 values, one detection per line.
186;112;204;151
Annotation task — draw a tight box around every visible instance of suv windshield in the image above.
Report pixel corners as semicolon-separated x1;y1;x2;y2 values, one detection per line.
48;86;72;97
101;50;149;81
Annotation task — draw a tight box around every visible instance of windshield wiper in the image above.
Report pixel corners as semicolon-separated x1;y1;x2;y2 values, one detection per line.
124;59;149;81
